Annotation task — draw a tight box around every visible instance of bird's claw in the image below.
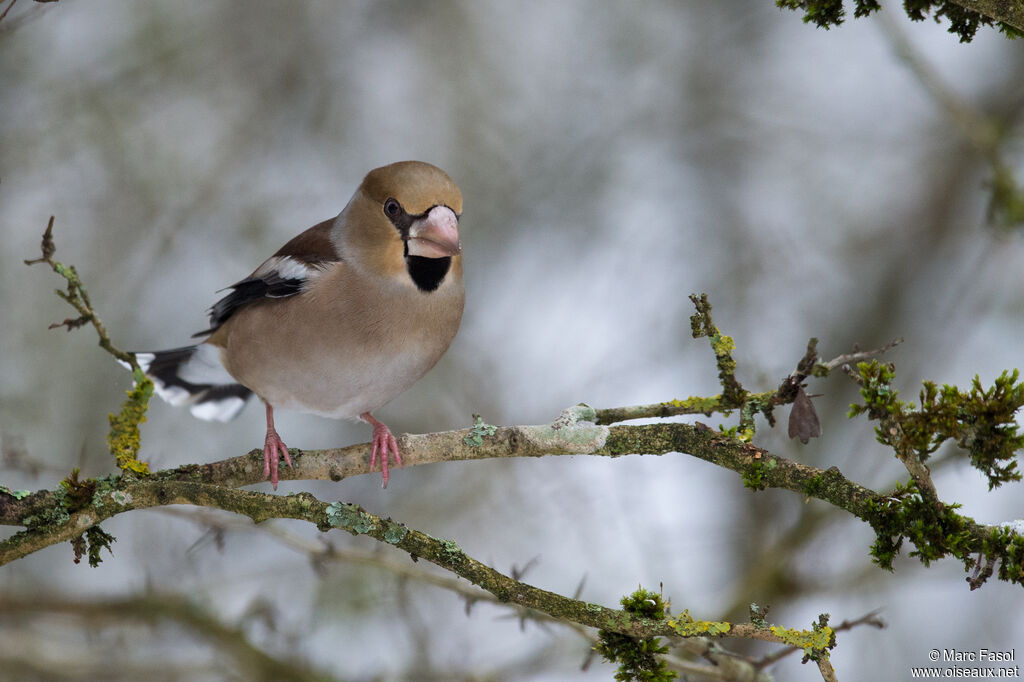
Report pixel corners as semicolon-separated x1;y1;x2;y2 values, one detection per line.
263;428;292;490
364;414;402;488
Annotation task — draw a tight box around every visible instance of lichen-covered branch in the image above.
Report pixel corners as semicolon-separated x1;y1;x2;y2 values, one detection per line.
592;336;902;431
0;405;875;533
4;401;1022;592
944;0;1024;34
844;363;940;503
10;221;1024;681
754;611;885;670
168;508;830;680
0;478;841;667
689;293;746;408
776;0;1024;42
25;217;154;477
22;220;1019;595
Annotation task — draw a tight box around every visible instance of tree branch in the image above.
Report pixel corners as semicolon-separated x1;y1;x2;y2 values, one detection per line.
950;0;1024;32
165;508;796;680
0;407;878;532
13;219;1024;678
3;403;1019;595
778;1;1024;44
0;477;843;667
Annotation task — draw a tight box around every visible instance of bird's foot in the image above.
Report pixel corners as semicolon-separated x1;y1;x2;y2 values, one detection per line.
361;412;402;488
263;427;292;490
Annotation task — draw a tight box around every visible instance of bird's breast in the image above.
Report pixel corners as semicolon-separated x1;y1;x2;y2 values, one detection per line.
217;262;464;419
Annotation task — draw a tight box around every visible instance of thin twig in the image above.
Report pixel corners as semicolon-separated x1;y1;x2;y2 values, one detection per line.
594;337;902;426
818;656;840;682
820;338;903;372
755;611;885;669
24;217;137;368
0;0;15;23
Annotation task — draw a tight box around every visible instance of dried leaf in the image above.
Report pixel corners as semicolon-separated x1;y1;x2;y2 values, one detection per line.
789;386;821;444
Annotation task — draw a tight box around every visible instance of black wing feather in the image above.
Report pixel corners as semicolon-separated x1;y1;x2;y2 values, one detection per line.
191;272;305;338
190;218;341;338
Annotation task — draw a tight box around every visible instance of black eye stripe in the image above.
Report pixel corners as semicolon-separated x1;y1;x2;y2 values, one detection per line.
383;197;415;237
383;198;460;223
384;199;461;240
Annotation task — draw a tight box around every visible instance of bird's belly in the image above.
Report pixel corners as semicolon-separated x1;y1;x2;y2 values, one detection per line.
217;290;461;420
262;344;444;419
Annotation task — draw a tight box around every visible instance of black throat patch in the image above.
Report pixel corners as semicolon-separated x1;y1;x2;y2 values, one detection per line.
385;197;454;292
405;255;451;292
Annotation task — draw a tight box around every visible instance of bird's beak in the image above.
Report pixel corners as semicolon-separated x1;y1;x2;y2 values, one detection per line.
408;206;461;258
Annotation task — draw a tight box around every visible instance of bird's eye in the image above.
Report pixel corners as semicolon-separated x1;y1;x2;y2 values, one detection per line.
384;198;401;217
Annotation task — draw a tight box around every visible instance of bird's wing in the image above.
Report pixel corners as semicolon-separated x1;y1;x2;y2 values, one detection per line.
193;218;340;337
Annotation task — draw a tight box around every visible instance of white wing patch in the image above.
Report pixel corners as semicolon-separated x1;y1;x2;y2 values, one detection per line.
128;353;195;406
190;396;247;422
176;344;235;386
127;345;252;421
252;255;324;289
133;353;154;371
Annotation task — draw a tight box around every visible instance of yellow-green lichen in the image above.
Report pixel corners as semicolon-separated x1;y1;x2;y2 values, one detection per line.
667;609;731;637
661;395;724;415
711;333;735;357
770;624;834;659
107;369;153;476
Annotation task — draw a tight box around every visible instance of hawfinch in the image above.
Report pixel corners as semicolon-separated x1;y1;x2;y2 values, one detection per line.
132;161;464;489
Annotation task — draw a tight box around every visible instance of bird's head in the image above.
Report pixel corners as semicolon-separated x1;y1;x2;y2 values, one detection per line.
343;160;463;291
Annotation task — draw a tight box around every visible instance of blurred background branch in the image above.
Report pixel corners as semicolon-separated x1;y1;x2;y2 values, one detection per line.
878;9;1024;229
0;592;333;682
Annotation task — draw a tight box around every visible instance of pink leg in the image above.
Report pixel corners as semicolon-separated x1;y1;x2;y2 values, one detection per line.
360;412;402;488
263;402;292;490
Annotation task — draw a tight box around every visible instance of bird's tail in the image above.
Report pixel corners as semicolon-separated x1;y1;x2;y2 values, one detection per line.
130;344;251;422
